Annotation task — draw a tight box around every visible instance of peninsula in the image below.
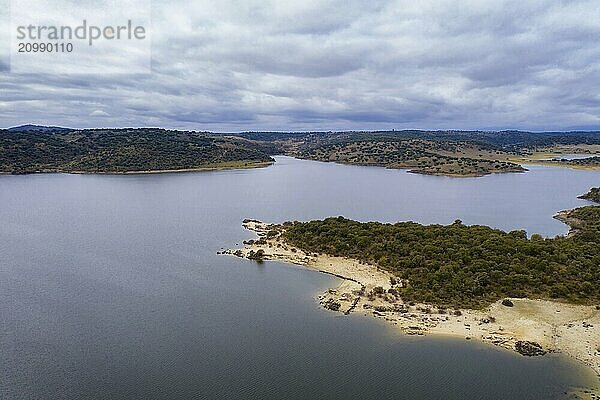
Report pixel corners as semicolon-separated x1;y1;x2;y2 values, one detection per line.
0;127;275;174
224;200;600;381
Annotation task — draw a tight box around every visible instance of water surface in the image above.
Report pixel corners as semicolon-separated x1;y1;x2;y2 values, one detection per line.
542;154;600;161
1;156;599;399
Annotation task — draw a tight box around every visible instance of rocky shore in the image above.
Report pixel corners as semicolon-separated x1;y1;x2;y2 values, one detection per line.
221;219;600;388
554;209;587;237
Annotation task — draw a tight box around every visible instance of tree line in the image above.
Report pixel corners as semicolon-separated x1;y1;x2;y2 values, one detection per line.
282;206;600;309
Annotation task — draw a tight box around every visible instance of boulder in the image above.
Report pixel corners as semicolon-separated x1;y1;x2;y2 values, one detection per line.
323;299;341;311
502;299;514;307
515;341;546;356
247;249;265;261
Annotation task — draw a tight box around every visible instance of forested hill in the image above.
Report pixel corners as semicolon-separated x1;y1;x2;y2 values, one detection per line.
4;127;600;175
233;129;600;148
231;129;600;177
282;205;600;309
0;128;275;174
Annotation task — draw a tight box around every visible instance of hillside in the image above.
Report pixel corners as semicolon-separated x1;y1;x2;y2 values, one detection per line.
0;128;275;174
287;138;525;176
4;128;600;176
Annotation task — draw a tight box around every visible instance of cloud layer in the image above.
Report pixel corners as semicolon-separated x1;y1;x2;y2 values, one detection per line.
1;0;600;131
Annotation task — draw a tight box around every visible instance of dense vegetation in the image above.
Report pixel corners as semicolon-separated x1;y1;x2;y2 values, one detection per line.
282;208;600;308
4;126;599;175
287;138;525;176
237;130;600;176
0;128;275;174
552;156;600;168
238;129;600;154
579;187;600;203
237;129;600;149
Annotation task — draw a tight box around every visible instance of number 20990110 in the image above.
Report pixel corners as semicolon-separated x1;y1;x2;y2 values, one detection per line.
18;42;73;52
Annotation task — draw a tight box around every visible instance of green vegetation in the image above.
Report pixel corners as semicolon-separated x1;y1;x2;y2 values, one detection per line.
287;139;525;176
0;128;274;174
555;206;600;240
236;129;600;177
580;187;600;203
548;157;600;169
282;208;600;309
237;129;600;150
5;126;600;176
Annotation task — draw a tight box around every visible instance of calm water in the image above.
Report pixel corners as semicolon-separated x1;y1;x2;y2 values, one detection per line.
1;156;599;399
543;154;600;161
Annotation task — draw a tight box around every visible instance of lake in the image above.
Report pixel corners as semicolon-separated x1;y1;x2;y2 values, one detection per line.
542;154;600;161
1;156;599;399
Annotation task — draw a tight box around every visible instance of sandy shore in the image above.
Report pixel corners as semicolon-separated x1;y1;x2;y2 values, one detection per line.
222;220;600;387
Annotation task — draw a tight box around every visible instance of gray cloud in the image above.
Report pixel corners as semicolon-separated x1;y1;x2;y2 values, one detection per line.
1;0;599;131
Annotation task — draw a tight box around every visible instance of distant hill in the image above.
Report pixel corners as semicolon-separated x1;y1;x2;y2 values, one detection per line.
234;130;600;148
7;125;73;133
3;127;600;175
0;128;275;174
230;129;600;177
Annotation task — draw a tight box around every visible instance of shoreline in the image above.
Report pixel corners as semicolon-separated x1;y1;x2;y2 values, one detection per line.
510;157;600;171
222;219;600;387
554;210;583;237
0;160;274;176
68;160;274;175
406;167;527;178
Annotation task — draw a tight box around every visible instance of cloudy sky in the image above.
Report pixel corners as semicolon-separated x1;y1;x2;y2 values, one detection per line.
1;0;599;131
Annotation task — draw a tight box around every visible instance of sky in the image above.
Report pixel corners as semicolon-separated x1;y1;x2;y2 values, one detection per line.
1;0;599;131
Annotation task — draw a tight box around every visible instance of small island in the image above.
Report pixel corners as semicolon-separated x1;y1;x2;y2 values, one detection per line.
223;202;600;379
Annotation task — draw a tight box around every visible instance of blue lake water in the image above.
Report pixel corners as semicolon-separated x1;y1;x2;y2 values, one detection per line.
1;156;599;399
